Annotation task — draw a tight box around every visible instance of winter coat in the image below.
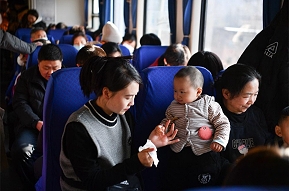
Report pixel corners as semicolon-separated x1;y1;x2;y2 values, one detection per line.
0;29;37;54
12;65;47;130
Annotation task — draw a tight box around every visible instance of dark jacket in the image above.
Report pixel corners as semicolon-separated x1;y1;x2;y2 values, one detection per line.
238;1;289;134
12;65;47;130
0;29;37;54
32;16;46;29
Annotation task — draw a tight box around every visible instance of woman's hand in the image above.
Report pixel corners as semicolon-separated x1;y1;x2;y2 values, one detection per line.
148;120;179;148
138;148;155;167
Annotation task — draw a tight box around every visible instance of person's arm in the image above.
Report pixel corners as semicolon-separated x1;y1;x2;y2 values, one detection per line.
12;71;41;129
208;101;230;150
64;122;146;191
0;29;37;54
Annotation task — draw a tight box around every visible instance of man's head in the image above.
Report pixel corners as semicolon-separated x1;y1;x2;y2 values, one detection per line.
38;44;63;80
30;27;50;44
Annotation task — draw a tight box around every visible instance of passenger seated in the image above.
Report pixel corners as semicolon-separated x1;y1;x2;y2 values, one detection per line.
150;43;191;67
20;9;46;29
224;146;289;187
275;106;289;147
76;45;106;67
72;32;87;51
101;21;122;44
11;44;63;190
102;42;122;57
64;25;85;35
56;22;68;29
215;63;274;163
188;51;224;81
161;66;230;190
17;27;49;67
140;33;161;46
121;33;136;55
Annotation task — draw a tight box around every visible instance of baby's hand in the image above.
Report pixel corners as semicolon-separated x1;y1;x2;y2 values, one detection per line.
210;142;223;152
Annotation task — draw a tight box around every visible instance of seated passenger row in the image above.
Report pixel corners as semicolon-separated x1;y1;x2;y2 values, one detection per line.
9;43;279;191
35;58;277;191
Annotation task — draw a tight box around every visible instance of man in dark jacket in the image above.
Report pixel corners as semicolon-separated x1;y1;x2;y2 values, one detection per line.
11;44;63;190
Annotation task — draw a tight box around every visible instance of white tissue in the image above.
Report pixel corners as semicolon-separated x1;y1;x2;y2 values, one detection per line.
138;139;159;167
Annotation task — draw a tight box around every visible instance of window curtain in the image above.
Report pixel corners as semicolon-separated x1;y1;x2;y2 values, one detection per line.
182;0;193;46
131;0;137;35
84;0;88;27
263;0;282;28
123;0;137;35
124;0;130;34
98;0;111;30
168;0;177;44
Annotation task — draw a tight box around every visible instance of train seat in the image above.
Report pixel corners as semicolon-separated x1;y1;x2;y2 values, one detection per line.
15;28;31;39
119;44;131;56
59;34;93;44
47;29;67;41
36;67;96;191
26;44;78;69
131;65;215;191
132;45;168;74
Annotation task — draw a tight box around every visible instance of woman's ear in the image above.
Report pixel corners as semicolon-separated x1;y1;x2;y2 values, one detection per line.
222;89;230;99
275;125;282;137
102;87;111;99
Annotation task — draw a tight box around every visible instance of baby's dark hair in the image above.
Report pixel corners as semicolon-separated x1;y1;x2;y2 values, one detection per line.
174;66;204;89
80;56;142;97
38;44;63;62
278;106;289;126
215;63;261;99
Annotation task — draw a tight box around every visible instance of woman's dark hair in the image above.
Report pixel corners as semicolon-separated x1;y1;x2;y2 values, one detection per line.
27;9;39;19
80;56;142;97
122;33;136;43
56;22;67;29
72;32;87;45
188;51;224;81
140;33;161;46
101;42;122;57
38;44;63;62
215;63;261;100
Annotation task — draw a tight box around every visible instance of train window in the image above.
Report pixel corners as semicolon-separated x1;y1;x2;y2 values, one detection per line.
145;0;170;45
87;0;100;30
203;0;263;68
